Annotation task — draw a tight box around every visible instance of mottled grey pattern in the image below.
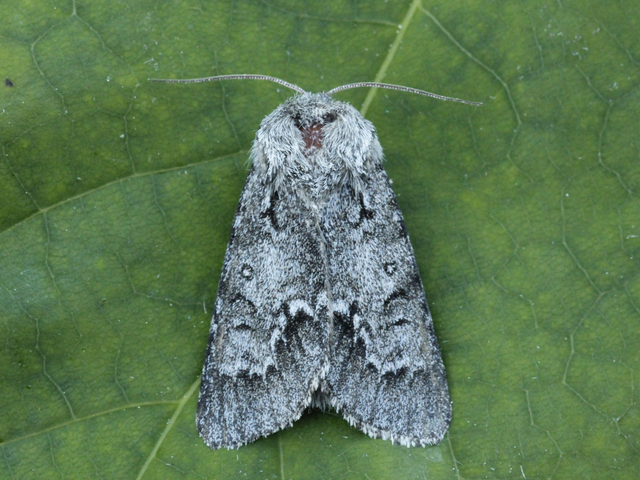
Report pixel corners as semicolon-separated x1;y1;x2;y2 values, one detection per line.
197;92;450;449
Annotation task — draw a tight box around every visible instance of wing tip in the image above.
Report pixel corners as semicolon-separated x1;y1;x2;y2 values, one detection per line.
197;360;331;450
340;411;451;447
327;391;452;447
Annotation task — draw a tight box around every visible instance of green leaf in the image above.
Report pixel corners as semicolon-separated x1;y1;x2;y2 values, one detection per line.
1;0;639;478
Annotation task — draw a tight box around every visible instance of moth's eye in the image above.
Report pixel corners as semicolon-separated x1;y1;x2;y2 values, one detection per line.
322;112;337;124
292;113;303;128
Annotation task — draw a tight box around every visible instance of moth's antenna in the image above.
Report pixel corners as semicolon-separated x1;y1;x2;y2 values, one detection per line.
148;74;307;95
327;82;482;106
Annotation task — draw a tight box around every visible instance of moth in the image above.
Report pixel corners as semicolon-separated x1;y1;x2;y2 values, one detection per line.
151;74;481;449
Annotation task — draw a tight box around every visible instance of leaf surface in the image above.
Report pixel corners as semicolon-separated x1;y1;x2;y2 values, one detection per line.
1;0;639;478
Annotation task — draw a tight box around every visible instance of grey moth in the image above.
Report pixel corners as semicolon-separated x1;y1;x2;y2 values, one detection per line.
151;74;481;449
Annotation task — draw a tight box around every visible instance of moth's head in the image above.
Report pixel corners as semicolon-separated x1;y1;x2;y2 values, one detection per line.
148;74;481;185
255;92;377;170
285;93;351;151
